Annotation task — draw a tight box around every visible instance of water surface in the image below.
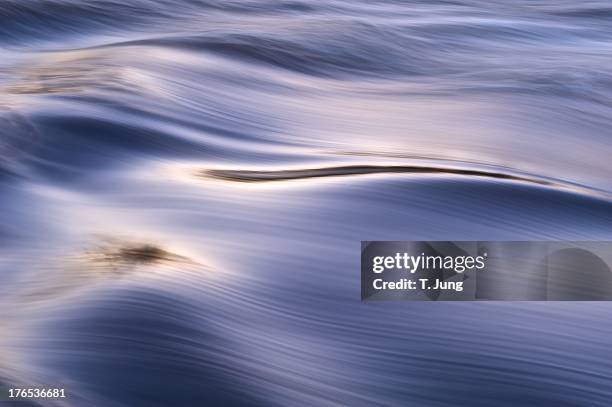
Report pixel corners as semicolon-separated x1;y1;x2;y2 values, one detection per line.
1;1;612;406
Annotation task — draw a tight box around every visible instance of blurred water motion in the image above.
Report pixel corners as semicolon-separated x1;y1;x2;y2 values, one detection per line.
1;1;612;406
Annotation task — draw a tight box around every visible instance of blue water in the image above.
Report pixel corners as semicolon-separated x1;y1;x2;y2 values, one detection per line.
1;1;612;406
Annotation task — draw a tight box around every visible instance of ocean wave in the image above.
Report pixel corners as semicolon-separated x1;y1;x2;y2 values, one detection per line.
1;1;612;406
